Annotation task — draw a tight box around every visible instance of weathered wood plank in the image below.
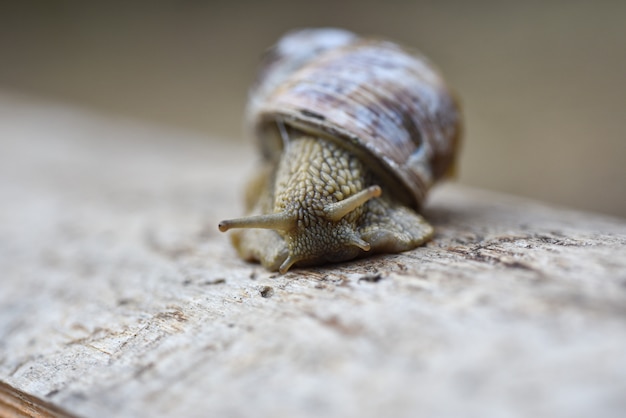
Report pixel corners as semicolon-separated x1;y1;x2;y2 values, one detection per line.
1;95;625;418
0;382;75;418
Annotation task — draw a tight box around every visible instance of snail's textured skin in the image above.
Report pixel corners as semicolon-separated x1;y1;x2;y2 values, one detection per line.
230;135;433;272
219;28;461;273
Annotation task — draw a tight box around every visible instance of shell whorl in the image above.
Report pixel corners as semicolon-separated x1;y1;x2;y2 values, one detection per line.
247;28;461;208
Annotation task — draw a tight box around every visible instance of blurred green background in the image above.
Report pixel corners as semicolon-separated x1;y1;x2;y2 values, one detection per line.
1;0;624;217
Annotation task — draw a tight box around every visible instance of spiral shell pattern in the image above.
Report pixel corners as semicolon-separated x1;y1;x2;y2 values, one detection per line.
248;28;461;208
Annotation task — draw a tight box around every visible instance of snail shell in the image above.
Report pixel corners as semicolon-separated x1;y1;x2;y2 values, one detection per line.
220;28;462;273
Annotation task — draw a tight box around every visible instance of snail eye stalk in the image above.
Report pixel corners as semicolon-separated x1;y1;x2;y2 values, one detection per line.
218;212;296;232
323;185;381;222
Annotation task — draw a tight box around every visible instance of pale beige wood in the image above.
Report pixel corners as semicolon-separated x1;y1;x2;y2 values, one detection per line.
1;93;625;418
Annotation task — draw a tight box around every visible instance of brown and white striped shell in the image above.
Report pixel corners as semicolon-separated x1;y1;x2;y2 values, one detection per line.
247;28;461;208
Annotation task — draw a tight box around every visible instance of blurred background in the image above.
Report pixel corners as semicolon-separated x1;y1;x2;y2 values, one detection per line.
0;0;624;217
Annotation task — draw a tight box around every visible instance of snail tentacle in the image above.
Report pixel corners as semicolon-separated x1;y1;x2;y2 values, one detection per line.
323;185;382;222
218;212;295;232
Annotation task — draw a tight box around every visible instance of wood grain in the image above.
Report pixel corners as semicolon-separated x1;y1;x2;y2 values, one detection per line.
1;94;625;418
0;382;75;418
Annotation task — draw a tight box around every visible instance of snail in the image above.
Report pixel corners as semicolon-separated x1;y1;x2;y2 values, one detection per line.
219;28;461;273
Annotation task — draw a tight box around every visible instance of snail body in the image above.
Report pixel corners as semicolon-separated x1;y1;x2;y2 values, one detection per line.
219;28;461;273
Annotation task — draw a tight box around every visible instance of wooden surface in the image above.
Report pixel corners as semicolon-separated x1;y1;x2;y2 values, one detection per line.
0;382;77;418
1;94;626;418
